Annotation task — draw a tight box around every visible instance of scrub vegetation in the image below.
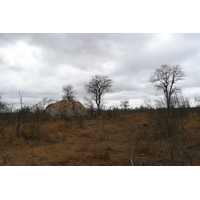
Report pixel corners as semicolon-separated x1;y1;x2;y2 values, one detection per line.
0;108;200;166
0;65;200;166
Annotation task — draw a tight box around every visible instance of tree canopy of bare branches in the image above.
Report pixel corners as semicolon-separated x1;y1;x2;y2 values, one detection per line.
62;84;77;102
120;100;130;110
85;75;113;113
149;65;185;110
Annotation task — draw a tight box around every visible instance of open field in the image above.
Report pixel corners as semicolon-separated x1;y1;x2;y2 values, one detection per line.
0;108;200;166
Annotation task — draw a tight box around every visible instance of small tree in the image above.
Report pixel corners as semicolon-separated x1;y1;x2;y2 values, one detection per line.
62;84;77;102
0;96;8;113
149;65;185;110
84;96;95;116
15;91;32;137
31;97;55;115
120;100;130;110
85;75;113;113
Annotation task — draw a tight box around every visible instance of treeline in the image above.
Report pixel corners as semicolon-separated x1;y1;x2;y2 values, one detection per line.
1;64;200;115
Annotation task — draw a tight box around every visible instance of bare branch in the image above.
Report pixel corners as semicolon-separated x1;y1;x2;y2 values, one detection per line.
150;65;185;110
62;84;77;102
85;75;113;113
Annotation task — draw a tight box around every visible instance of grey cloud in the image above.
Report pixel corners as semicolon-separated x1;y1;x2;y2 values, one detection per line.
23;33;157;72
0;33;200;108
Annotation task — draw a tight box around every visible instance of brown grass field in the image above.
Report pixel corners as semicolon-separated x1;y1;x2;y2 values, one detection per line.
0;108;200;166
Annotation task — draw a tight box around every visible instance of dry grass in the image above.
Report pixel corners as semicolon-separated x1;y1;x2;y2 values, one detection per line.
0;109;200;166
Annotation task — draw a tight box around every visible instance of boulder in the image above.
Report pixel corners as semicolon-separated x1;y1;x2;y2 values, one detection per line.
73;101;87;115
45;100;87;118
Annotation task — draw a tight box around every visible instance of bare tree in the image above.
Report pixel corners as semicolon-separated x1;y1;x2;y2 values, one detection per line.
84;96;95;116
62;84;77;102
15;91;32;137
143;92;194;165
0;96;10;113
120;100;130;110
85;75;113;113
149;65;185;110
0;97;6;112
31;97;55;113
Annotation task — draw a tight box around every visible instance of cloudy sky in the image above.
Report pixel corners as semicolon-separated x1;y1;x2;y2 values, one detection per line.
0;33;200;108
1;1;200;198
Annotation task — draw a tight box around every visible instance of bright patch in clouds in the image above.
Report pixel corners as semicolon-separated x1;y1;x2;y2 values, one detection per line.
161;33;171;40
1;41;42;71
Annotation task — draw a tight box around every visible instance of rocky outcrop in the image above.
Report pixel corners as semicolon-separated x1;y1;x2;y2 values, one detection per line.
45;100;87;118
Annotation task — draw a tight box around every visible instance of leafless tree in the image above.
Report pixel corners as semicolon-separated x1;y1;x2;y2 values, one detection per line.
15;91;32;137
120;100;130;110
0;102;6;113
32;97;55;112
85;75;113;113
0;97;10;113
62;84;77;102
149;65;185;110
84;96;95;116
144;93;193;165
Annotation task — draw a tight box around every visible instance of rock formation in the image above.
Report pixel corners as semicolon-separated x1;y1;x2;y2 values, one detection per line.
45;100;87;118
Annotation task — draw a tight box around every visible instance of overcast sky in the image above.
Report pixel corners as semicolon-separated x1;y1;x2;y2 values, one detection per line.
0;33;200;108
